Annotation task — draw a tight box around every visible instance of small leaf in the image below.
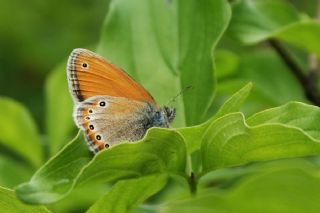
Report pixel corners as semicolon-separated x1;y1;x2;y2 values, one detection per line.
45;63;75;155
201;112;320;172
16;128;186;204
274;21;320;57
87;174;168;213
0;97;42;167
247;102;320;139
0;186;50;213
229;0;301;44
211;82;252;120
179;83;252;154
229;0;320;57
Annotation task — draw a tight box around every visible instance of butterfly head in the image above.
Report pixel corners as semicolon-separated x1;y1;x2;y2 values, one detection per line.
163;106;176;123
148;105;176;128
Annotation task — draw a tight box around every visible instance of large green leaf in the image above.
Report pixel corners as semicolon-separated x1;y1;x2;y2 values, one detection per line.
87;174;168;213
45;63;75;155
162;160;320;213
0;97;42;167
201;109;320;172
98;0;231;126
16;132;92;204
0;155;33;188
0;186;50;213
16;128;186;204
76;128;186;187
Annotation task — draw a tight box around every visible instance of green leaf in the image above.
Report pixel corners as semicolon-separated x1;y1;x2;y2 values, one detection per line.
16;132;92;204
0;155;33;188
237;51;305;105
247;102;320;139
45;63;75;155
179;83;252;154
162;160;320;213
76;128;186;186
87;174;168;213
0;97;42;167
229;0;301;44
0;186;50;213
214;50;305;116
98;0;231;126
16;128;186;204
215;50;239;79
274;21;320;58
211;82;252;120
229;0;320;57
201;111;320;172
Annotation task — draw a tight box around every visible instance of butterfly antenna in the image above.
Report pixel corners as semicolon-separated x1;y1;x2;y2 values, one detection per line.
166;85;193;106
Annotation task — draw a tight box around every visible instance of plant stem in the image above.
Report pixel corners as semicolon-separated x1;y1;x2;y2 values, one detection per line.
189;172;197;195
308;0;320;78
268;39;320;106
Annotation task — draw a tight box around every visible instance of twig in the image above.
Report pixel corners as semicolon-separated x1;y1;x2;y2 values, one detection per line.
268;39;320;106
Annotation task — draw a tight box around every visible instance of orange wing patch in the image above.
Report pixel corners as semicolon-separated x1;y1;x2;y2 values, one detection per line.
67;48;156;105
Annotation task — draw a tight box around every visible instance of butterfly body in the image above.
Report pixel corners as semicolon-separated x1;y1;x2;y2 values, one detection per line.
67;49;175;153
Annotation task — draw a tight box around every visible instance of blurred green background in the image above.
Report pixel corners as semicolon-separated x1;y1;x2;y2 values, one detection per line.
0;0;109;128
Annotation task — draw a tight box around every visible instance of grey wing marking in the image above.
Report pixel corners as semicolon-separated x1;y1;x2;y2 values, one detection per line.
74;96;155;153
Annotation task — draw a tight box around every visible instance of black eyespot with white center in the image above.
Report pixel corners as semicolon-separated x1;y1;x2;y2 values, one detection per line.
89;125;94;130
96;135;101;140
81;62;88;69
99;101;106;107
105;143;110;148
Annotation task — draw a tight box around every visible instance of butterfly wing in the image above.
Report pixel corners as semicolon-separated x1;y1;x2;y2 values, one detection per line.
74;96;155;153
67;48;156;105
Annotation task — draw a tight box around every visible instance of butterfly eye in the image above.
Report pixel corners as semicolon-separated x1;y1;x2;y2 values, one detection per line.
96;135;101;140
81;62;88;69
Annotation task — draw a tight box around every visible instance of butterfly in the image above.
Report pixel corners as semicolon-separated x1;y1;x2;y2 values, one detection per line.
67;48;176;153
